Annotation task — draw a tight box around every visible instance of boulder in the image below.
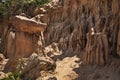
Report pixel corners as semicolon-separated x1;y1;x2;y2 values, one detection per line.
22;53;56;80
0;54;5;62
0;54;8;72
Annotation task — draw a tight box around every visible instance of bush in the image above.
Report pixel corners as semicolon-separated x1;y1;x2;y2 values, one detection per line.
36;0;51;5
0;0;51;18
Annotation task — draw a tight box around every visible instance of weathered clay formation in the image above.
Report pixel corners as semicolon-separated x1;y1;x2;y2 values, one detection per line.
43;0;120;65
0;0;119;77
4;15;47;72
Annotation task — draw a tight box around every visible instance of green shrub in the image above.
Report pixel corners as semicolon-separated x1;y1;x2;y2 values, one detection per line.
1;72;22;80
0;0;51;18
36;0;51;5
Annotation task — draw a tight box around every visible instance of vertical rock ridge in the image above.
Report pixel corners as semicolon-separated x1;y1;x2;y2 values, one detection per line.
44;0;120;65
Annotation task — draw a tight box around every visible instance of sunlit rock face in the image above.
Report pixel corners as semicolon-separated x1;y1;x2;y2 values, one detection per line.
4;15;47;72
7;15;47;59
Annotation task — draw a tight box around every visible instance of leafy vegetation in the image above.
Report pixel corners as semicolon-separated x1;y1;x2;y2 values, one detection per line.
0;0;51;18
1;59;27;80
1;72;22;80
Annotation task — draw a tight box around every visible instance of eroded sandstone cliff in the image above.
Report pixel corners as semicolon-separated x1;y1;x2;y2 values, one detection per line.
0;0;120;79
43;0;120;65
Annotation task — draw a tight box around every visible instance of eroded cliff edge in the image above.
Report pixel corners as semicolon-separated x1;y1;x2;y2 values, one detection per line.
43;0;120;65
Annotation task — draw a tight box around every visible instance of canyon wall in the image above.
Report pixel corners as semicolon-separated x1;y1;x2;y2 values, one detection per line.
43;0;120;65
0;0;119;66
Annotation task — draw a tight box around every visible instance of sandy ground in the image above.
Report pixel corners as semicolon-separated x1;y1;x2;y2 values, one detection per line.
0;52;120;80
55;56;81;80
54;54;120;80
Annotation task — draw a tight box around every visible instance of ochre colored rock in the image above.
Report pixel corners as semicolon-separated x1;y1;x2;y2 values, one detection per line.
9;15;47;34
4;15;47;72
6;31;15;58
84;33;109;65
117;31;120;56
